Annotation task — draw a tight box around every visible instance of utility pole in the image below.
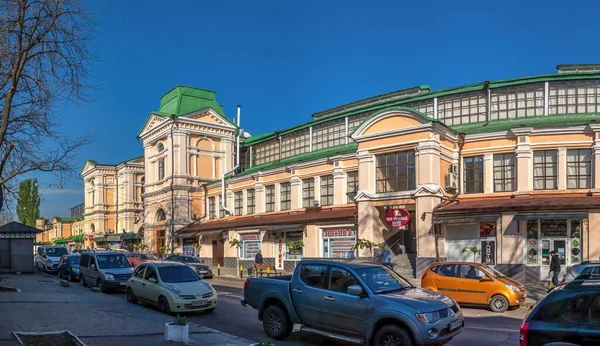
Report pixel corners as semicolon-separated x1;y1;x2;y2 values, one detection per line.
169;114;177;255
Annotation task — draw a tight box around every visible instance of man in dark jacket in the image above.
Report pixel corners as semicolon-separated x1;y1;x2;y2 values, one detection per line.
549;250;561;286
255;250;263;265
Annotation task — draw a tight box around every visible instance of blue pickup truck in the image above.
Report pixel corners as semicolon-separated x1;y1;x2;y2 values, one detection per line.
241;259;464;346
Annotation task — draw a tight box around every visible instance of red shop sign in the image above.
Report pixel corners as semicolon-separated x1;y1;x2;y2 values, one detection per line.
385;208;411;227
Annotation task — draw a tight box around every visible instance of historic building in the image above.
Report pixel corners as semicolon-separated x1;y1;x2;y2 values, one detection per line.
83;64;600;283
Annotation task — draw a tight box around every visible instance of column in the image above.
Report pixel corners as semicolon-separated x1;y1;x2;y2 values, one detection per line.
357;151;375;193
255;182;265;213
290;176;302;209
226;190;234;216
242;190;248;215
314;176;321;206
591;127;600;190
483;153;494;194
333;167;346;205
274;183;281;212
558;147;567;190
513;128;533;193
415;134;441;186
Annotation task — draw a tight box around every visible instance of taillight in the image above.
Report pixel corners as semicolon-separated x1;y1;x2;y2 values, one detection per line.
243;279;249;290
519;321;529;346
561;277;566;283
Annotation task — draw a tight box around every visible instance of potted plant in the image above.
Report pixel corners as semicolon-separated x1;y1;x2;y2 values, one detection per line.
134;243;148;253
159;245;171;259
286;239;304;268
165;314;189;343
462;246;481;262
354;238;376;259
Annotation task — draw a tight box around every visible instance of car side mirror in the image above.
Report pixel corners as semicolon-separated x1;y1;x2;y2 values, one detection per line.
480;276;492;282
347;285;363;296
148;277;158;284
90;264;96;271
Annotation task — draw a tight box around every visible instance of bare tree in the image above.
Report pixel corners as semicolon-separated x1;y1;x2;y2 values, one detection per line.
0;0;94;210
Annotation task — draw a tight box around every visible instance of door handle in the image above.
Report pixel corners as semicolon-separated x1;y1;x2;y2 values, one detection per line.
324;296;335;301
292;288;302;293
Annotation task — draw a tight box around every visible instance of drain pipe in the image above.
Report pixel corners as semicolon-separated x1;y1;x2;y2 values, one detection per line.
221;106;242;215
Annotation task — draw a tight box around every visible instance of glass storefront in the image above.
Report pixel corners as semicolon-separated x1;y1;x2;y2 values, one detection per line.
240;233;261;259
322;227;356;258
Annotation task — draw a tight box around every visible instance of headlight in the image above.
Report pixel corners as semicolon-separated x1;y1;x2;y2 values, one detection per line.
73;268;79;273
166;285;181;294
505;284;519;292
105;274;115;281
416;312;439;323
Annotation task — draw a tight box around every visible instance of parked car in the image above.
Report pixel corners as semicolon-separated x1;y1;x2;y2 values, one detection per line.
57;254;81;282
520;273;600;346
242;259;463;345
35;246;69;273
421;262;526;313
163;254;213;278
559;261;600;285
79;251;133;293
126;262;217;314
127;252;160;267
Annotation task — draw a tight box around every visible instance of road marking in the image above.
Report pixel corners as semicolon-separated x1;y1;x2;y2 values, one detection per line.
216;291;244;300
464;325;518;333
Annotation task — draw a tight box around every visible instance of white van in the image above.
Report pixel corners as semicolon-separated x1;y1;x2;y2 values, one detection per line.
35;246;69;273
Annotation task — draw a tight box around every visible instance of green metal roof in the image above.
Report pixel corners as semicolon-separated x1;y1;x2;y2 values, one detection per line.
242;71;600;147
450;113;600;135
157;85;224;117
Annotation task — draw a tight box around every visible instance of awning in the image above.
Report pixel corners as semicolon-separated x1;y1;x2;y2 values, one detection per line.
94;235;121;243
53;238;67;244
70;235;84;242
513;214;587;221
121;232;142;241
433;215;499;224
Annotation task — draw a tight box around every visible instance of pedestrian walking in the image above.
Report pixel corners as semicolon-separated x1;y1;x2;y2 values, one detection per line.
549;250;561;287
383;250;394;271
255;250;263;265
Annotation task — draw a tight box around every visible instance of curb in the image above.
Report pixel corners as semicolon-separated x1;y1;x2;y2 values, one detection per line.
210;275;247;283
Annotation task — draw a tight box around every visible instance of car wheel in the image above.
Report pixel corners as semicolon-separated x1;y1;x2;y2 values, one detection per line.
158;296;171;315
489;294;509;313
97;279;106;293
373;324;413;346
126;287;138;304
80;276;88;287
262;305;292;340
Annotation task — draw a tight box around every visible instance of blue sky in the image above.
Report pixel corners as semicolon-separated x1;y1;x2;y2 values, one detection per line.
36;0;600;218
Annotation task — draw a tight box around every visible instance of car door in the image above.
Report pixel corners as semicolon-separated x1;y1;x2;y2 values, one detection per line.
319;266;369;336
129;265;146;298
433;263;460;301
80;254;91;284
577;294;600;346
57;256;66;277
292;263;327;327
455;264;488;304
529;292;589;345
140;266;161;304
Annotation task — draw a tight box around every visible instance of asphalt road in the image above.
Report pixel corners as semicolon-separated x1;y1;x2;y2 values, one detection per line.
106;278;526;346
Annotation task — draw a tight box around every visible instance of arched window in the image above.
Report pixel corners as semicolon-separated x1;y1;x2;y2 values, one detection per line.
157;142;164;153
90;223;95;233
156;208;166;222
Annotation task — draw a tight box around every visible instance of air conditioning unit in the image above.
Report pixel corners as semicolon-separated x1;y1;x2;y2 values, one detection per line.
445;173;458;191
450;164;459;174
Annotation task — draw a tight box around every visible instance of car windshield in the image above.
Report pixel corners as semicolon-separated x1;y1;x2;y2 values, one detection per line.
68;257;80;265
46;247;68;257
158;266;200;283
483;265;506;278
355;266;412;294
179;256;202;263
580;266;600;276
141;254;158;260
96;254;131;269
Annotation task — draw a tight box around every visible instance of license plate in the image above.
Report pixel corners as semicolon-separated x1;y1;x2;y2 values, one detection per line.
199;271;207;274
192;300;207;306
449;319;462;331
119;282;127;286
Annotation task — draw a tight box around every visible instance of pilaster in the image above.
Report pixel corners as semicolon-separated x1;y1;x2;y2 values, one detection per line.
290;175;302;210
513;128;533;193
414;135;441;186
483;153;494;194
333;167;346;205
558;147;567;190
254;183;265;214
357;151;375;194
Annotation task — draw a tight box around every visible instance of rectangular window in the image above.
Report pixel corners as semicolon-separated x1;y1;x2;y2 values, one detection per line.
437;91;486;126
240;233;261;260
281;129;310;159
549;80;600;115
234;191;243;216
280;182;291;210
265;185;275;212
320;175;334;206
253;139;280;166
347;112;373;134
464;156;484;193
376;151;416;193
312;118;346;151
347;171;358;202
302;178;314;208
490;84;544;120
567;149;592;189
208;197;215;219
219;201;224;218
158;158;165;180
493;153;515;192
533;150;558;190
246;189;255;215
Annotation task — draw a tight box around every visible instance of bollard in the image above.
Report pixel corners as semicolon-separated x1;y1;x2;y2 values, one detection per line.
240;265;244;278
267;266;271;277
217;263;221;276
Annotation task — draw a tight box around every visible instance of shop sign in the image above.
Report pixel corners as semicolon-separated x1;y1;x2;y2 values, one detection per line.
323;228;356;238
278;239;283;268
385;208;411;227
481;240;496;265
240;233;260;241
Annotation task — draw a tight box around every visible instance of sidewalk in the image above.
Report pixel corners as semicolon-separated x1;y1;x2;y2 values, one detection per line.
0;273;253;346
211;266;292;282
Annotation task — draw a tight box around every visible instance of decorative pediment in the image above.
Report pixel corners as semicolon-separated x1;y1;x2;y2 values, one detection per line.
185;109;235;128
138;114;169;138
414;184;445;197
354;190;374;202
80;160;97;175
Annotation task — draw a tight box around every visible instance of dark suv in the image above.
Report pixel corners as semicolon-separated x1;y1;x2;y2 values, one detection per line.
520;275;600;346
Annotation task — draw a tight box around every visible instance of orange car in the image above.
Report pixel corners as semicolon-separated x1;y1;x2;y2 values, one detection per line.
126;252;159;267
421;262;526;313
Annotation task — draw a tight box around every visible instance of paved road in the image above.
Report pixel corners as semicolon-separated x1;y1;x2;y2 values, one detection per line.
108;278;525;345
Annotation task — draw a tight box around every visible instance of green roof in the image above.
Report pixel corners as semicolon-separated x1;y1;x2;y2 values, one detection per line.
243;71;600;147
450;113;600;135
53;238;67;244
156;85;224;117
232;143;358;178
